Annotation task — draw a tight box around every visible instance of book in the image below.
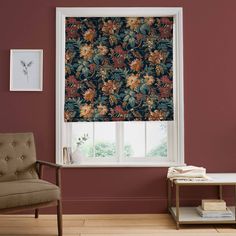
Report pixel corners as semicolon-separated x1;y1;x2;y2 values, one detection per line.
196;206;232;218
202;199;226;211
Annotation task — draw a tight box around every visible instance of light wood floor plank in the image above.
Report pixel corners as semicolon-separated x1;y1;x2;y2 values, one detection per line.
215;225;236;233
0;214;235;236
0;214;167;220
0;219;84;227
84;218;174;227
81;234;236;236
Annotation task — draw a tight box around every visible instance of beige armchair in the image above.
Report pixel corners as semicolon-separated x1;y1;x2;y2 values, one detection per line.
0;133;62;236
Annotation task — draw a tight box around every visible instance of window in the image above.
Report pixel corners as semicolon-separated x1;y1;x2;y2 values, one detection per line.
68;121;168;162
56;7;184;167
63;118;181;166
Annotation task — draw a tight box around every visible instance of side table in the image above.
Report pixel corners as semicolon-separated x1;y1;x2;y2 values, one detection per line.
168;173;236;229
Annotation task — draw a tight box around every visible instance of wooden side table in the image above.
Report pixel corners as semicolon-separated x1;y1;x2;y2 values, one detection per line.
168;173;236;229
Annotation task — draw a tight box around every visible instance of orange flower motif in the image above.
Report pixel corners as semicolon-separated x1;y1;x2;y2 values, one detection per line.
144;74;155;85
64;111;74;121
65;50;74;63
65;65;71;74
130;59;142;71
156;65;164;76
80;104;94;119
97;104;108;116
126;74;141;90
109;35;118;45
149;110;166;121
83;88;96;102
84;29;96;42
80;44;93;60
148;50;164;64
126;17;140;30
97;45;108;55
102;80;119;95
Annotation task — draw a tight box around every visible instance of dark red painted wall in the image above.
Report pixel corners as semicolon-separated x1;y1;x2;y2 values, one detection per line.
0;0;236;213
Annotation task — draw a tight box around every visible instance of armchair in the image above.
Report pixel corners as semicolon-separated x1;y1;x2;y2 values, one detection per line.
0;133;62;236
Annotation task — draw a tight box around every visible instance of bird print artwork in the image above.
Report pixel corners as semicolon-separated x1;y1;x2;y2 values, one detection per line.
20;60;33;81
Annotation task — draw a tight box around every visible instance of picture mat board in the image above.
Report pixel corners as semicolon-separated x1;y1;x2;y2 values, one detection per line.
10;49;43;91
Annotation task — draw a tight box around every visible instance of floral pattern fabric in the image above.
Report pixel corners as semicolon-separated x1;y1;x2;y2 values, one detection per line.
65;17;173;121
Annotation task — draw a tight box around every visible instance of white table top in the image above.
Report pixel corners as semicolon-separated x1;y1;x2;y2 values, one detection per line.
174;173;236;185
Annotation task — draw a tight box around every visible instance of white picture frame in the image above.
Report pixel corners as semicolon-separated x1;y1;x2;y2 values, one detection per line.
10;49;43;91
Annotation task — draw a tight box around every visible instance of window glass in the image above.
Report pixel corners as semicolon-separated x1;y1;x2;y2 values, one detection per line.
123;122;145;158
146;122;168;158
94;122;116;158
71;123;93;158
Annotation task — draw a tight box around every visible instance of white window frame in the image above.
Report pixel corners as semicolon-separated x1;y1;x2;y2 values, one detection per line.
67;121;171;164
56;7;184;167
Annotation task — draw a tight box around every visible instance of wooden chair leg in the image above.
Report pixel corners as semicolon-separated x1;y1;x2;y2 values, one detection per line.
57;200;63;236
35;209;39;218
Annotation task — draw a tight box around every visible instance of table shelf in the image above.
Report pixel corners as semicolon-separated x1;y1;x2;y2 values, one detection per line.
168;173;236;229
170;206;236;224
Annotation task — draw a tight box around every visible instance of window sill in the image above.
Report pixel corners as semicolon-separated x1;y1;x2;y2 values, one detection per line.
60;162;186;168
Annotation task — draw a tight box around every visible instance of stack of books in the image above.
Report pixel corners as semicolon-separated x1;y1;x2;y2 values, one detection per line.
196;199;232;218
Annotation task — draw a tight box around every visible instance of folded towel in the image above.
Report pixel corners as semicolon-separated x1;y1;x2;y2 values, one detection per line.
172;165;205;173
167;165;208;180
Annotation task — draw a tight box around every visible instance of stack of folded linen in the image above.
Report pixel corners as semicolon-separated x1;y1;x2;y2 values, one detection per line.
167;165;209;181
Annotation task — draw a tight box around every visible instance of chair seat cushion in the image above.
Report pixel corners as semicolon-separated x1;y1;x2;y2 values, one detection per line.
0;179;60;209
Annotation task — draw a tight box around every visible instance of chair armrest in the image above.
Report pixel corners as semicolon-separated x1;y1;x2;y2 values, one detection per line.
36;160;62;169
36;160;62;187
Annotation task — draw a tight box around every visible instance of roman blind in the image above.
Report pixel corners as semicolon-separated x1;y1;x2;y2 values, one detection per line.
64;17;173;121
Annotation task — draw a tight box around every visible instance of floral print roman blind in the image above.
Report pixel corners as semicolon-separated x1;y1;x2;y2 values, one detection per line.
64;17;173;122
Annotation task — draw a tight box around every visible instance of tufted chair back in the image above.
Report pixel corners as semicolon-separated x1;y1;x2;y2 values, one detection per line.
0;133;38;182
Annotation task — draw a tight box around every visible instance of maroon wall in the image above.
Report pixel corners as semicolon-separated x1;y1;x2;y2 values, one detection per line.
0;0;236;214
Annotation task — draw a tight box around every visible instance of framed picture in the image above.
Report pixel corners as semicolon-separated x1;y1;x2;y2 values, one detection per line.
10;49;43;91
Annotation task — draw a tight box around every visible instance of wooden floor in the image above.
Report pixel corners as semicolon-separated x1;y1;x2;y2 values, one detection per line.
0;214;236;236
